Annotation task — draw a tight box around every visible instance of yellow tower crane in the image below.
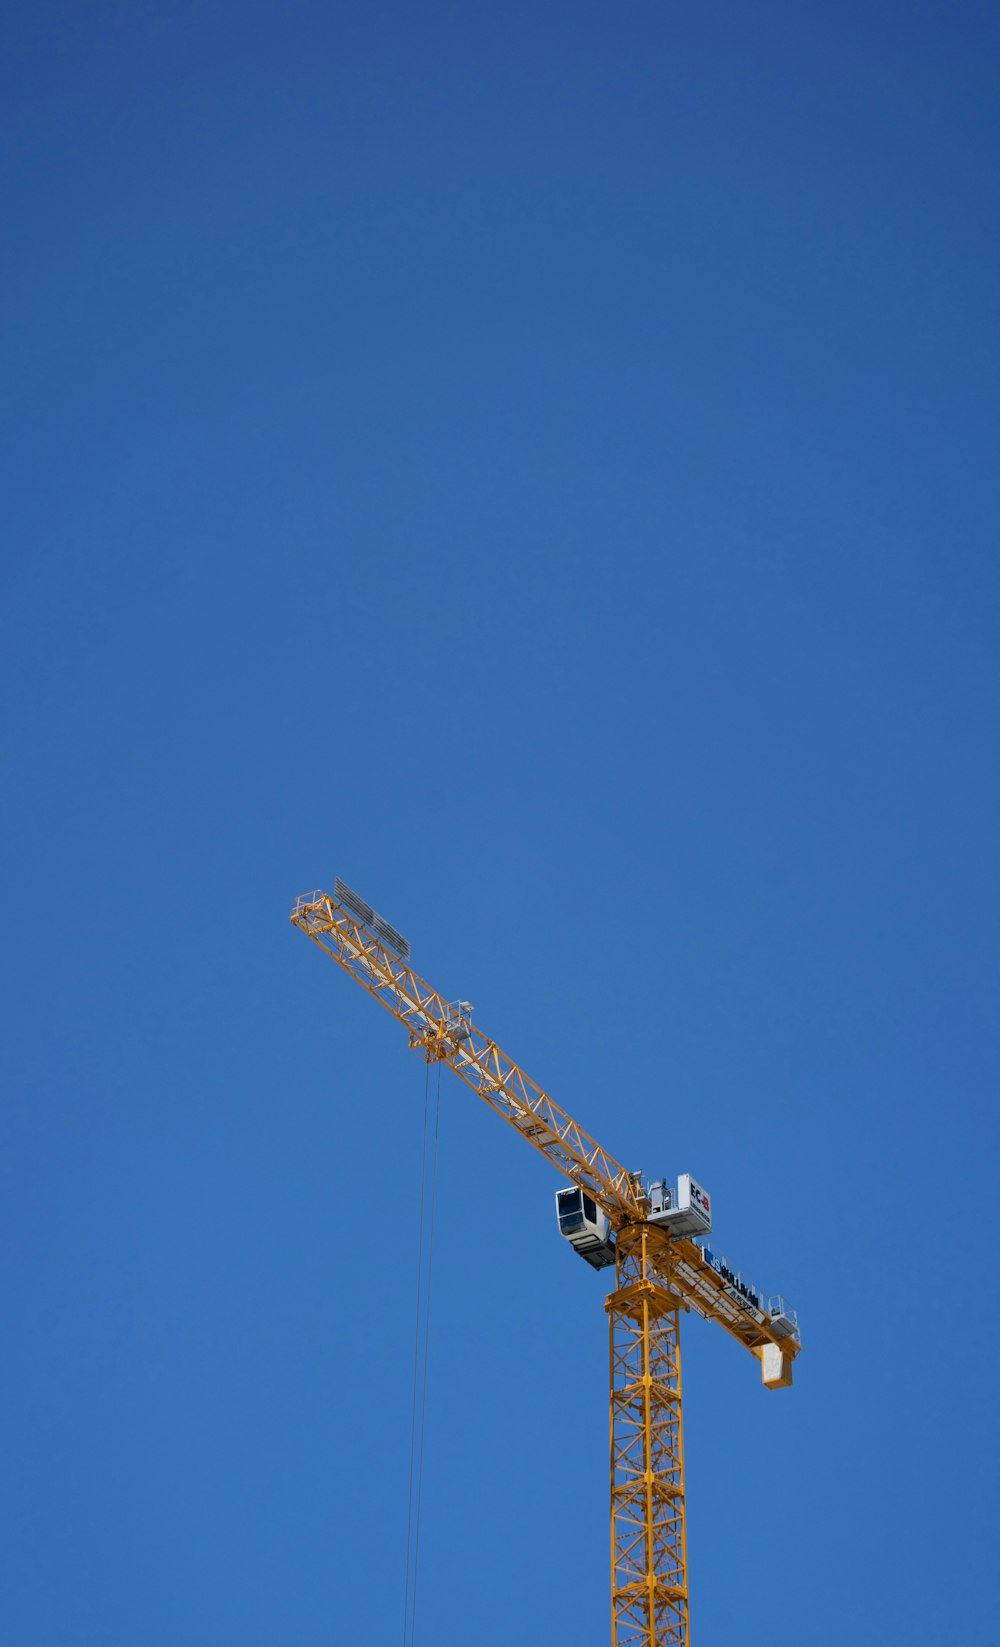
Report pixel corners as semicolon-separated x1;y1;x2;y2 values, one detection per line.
290;882;801;1647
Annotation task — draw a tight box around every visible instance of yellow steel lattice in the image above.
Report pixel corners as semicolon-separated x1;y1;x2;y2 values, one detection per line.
608;1225;688;1647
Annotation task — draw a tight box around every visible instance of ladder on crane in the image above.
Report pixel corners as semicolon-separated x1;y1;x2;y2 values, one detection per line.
290;883;801;1647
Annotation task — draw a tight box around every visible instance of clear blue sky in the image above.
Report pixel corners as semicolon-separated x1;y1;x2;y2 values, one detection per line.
3;3;998;1642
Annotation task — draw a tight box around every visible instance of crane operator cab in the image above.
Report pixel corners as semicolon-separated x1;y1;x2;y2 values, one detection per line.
555;1187;617;1269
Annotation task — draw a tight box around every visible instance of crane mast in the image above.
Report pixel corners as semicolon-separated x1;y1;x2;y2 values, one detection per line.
609;1223;688;1646
290;886;800;1646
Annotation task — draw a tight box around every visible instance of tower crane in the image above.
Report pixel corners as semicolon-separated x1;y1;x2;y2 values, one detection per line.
290;881;801;1647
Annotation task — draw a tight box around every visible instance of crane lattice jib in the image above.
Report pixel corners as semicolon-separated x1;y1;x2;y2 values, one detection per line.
291;890;642;1217
290;890;799;1367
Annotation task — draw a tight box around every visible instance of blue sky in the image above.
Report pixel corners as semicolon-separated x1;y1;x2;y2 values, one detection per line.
2;3;998;1642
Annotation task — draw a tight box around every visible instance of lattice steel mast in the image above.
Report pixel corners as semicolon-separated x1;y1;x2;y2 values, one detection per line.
608;1225;689;1647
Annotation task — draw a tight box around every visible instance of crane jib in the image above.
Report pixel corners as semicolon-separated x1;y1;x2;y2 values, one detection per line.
290;886;800;1368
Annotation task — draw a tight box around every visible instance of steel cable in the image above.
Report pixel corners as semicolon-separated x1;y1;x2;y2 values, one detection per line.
401;1060;431;1647
408;1060;442;1646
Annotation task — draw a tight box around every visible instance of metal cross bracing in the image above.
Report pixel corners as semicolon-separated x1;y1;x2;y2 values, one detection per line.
608;1224;688;1647
290;887;801;1644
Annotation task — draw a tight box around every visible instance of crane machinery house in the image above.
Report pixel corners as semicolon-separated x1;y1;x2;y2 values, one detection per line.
646;1173;712;1236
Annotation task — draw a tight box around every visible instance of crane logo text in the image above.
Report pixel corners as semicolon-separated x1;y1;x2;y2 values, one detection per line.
703;1248;765;1322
